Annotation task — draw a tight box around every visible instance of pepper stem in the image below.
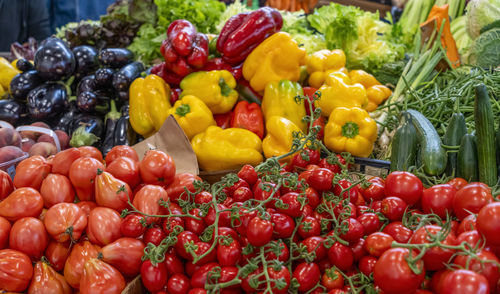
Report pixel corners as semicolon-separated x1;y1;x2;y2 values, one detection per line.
341;122;360;138
219;77;233;97
176;104;191;117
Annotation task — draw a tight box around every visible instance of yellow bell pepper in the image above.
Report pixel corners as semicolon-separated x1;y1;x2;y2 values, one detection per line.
349;70;392;112
243;32;306;92
0;57;20;92
263;116;302;161
191;126;263;171
315;71;368;117
262;80;306;132
324;107;377;158
180;70;238;114
0;84;5;99
169;95;216;140
129;75;172;137
307;49;347;88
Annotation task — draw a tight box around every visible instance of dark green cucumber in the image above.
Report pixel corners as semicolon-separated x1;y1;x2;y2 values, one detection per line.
407;109;447;175
474;84;497;186
390;113;418;172
443;112;467;176
457;133;479;182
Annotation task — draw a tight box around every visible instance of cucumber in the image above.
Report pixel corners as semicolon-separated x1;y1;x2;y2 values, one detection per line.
390;113;418;172
443;112;467;176
457;133;479;182
474;84;498;186
407;109;447;175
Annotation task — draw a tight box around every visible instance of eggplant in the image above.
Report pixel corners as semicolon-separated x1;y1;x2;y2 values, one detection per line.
55;100;79;133
101;100;121;155
114;104;137;147
10;70;43;101
0;99;25;125
77;75;98;94
98;48;134;68
15;59;34;72
69;115;104;147
95;68;115;87
73;45;99;79
34;37;75;81
112;62;144;93
27;83;69;119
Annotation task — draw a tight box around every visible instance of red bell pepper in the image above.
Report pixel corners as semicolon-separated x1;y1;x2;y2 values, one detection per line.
214;112;232;129
151;62;183;85
216;7;283;65
302;87;318;116
170;88;182;105
202;58;243;81
230;101;264;139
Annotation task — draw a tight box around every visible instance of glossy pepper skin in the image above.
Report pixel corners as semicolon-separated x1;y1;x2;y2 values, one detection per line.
263;116;302;161
129;75;172;138
231;101;264;139
349;70;392;112
202;57;242;81
261;80;306;132
180;70;238;114
191;126;263;171
168;95;216;140
242;32;306;93
306;49;347;88
324;107;377;158
315;71;367;117
217;7;283;66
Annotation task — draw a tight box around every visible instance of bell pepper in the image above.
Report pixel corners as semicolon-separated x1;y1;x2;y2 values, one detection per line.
242;32;306;93
168;95;216;140
231;101;264;139
129;75;172;138
324;107;377;158
191;126;263;171
0;57;20;92
306;49;347;88
315;71;367;117
180;70;238;114
349;70;392;112
214;112;232;129
262;80;306;132
202;57;243;81
236;79;262;105
263;116;303;161
217;7;283;65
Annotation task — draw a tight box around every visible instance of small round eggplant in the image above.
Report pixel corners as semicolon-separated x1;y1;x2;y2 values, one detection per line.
10;70;43;101
34;37;75;81
95;68;115;87
73;45;99;79
0;100;24;125
15;59;35;72
77;91;98;112
77;75;97;95
27;83;69;119
112;61;144;92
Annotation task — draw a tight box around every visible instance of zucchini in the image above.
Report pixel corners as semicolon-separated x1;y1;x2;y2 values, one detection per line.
457;133;479;182
443;112;467;176
390;113;418;172
474;84;498;186
407;109;447;175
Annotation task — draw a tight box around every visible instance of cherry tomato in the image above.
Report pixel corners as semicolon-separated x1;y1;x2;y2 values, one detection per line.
293;262;320;292
277;192;302;217
121;213;147;238
141;260;168;293
453;183;493;220
291;148;321;169
175;231;200;260
164;253;185;275
364;232;394;257
322;269;344;290
381;197;407;221
360;177;385;201
439;269;489;294
298;216;321;239
217;238;241;266
357;212;382;235
139;150;176;186
318;154;346;174
457;214;477;234
447;177;467;190
308;168;334;191
333;179;359;204
457;230;483;249
350;238;367;261
328;242;354;271
385;171;423;205
144;227;167;246
192;241;217;264
410;225;457;271
167;273;191;294
477;202;500;246
359;256;377;276
247;217;273;247
190;262;218;289
383;222;413;244
268;265;291;294
421;184;456;218
301;236;327;261
453;249;499;290
237;165;258;186
338;218;364;244
232;186;253;202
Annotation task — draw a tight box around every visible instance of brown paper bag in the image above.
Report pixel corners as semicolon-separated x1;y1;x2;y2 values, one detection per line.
132;115;199;175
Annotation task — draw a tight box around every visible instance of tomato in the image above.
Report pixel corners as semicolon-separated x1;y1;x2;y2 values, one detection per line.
0;216;10;249
194;191;213;204
166;173;202;203
360;177;385;201
439;269;489;294
364;232;394;257
477;202;500;246
308;168;334;191
333;179;359;204
358;256;377;276
69;157;105;201
217;238;241;266
95;170;133;212
192;241;217;265
301;236;327;261
167;273;190;294
265;240;290;262
28;261;71;294
271;212;295;239
0;170;13;201
338;218;364;244
204;204;231;227
86;207;122;246
164;215;185;235
175;231;200;260
231;186;251;202
63;240;100;289
0;187;43;222
277;192;302;217
457;214;477;234
121;213;147;238
357;212;381;235
104;159;140;191
381;197;407;221
188;289;207;294
373;248;425;294
453;249;499;290
383;222;413;243
291;148;321;169
9;217;48;260
453;183;493;220
13;156;51;189
421;184;456;218
99;238;143;278
143;227;166;247
190;262;218;289
45;241;71;272
76;201;97;217
0;249;33;292
457;230;483;249
77;146;103;161
385;171;423;205
322;269;344;290
237;165;258;187
43;203;87;243
216;266;239;293
267;265;291;294
132;185;168;224
298;216;321;239
447;177;468;190
293;262;321;292
51;148;81;177
105;145;139;165
253;180;280;206
185;208;205;235
141;260;168;292
410;225;457;271
350;237;367;261
247;217;273;247
40;174;75;208
80;258;126;294
319;154;346;174
165;253;185;275
328;242;354;271
139;150;176;186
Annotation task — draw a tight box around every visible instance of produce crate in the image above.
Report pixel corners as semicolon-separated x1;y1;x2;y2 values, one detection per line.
122;276;145;294
320;0;391;13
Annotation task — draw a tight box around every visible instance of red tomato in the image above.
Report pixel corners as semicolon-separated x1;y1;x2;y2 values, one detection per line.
144;227;166;247
40;174;75;208
293;262;321;292
477;202;500;246
439;269;489;294
271;212;295;239
13;156;51;189
338;218;365;244
421;184;456;218
457;214;477;234
0;216;10;249
28;261;71;294
268;265;291;294
0;187;43;222
139;150;176;186
132;185;168;224
385;171;423;205
457;230;483;249
106;156;141;189
350;238;367;261
328;242;354;271
45;240;71;272
322;269;344;290
80;258;126;294
63;240;100;289
298;216;321;239
165;173;202;203
410;225;457;271
190;262;218;289
102;237;145;278
381;196;407;221
291;148;321;169
121;213;147;238
360;176;385;201
9;217;48;260
167;273;191;294
357;212;382;235
453;249;499;290
164;215;185;235
78;146;103;161
69;157;105;201
247;217;273;247
175;231;200;260
237;164;258;187
192;241;217;264
164;253;185;276
51;148;81;177
447;177;468;190
333;179;359;204
188;289;207;294
95;170;133;212
359;256;377;276
318;154;346;174
44;203;87;242
0;249;33;292
277;192;302;217
232;186;253;202
86;207;122;246
373;248;425;294
383;222;413;243
76;201;97;217
301;236;327;261
308;168;334;191
217;238;241;266
0;170;13;200
453;183;493;220
364;232;394;257
105;145;139;165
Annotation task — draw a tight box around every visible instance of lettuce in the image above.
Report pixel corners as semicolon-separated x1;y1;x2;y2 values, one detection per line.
281;11;326;54
215;0;251;33
466;0;500;39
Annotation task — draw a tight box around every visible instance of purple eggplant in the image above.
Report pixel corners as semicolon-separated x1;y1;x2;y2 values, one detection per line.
34;38;75;81
27;83;69;119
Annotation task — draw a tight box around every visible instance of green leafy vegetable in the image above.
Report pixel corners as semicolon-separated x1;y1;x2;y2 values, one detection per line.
281;11;326;54
466;0;500;39
215;0;251;33
467;28;500;67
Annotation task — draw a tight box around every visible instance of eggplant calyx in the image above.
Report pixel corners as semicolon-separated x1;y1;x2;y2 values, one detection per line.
106;100;121;121
69;125;100;147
